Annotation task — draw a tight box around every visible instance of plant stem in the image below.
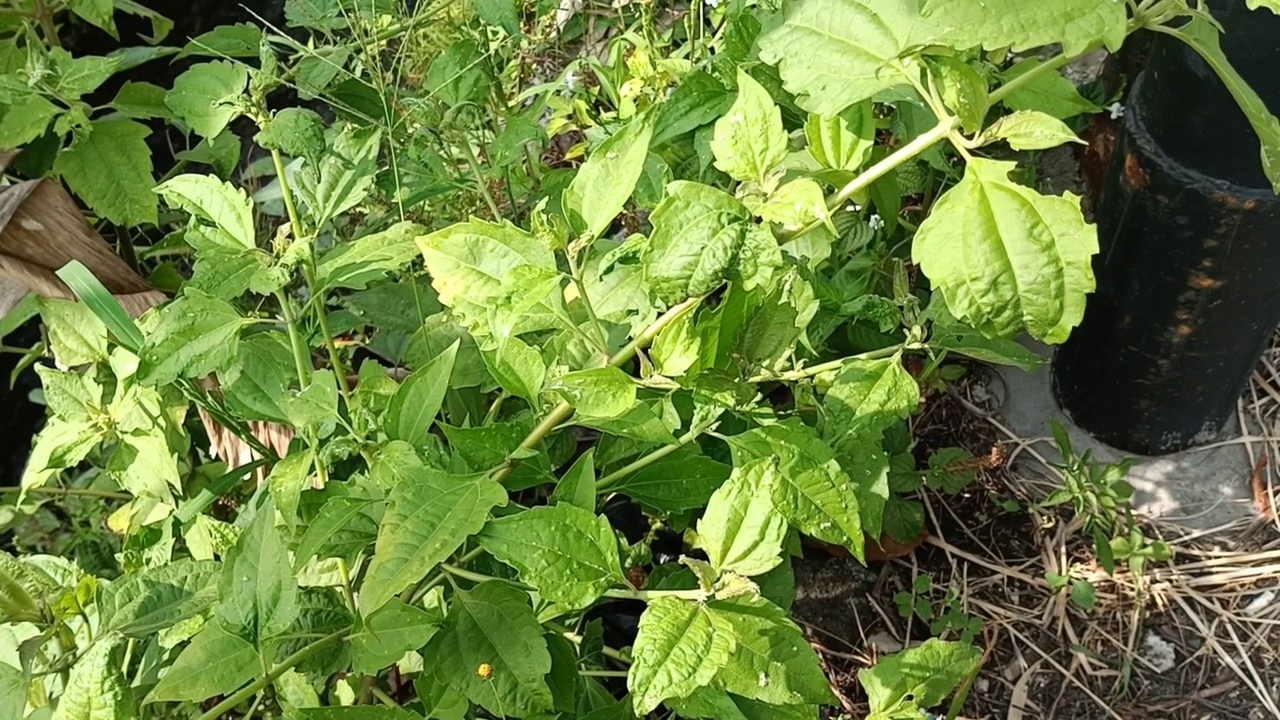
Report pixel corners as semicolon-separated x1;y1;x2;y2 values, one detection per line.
274;290;313;387
595;425;709;493
492;297;703;485
462;139;503;221
409;547;484;603
270;149;307;239
337;558;357;615
747;343;909;383
33;0;59;47
580;669;629;678
439;563;498;585
550;622;631;665
567;253;611;357
0;486;131;501
195;630;346;720
370;686;403;709
303;263;354;402
779;48;1086;243
602;587;707;601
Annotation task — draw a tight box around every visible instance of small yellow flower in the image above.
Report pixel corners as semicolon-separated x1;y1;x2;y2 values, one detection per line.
477;662;494;680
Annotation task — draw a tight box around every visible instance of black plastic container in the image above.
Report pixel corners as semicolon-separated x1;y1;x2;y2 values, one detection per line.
1053;1;1280;455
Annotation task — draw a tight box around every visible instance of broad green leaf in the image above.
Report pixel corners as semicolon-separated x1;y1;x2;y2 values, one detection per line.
37;297;108;367
385;339;459;445
165;61;248;140
858;638;981;715
351;597;443;675
930;56;989;134
146;621;258;703
424;581;554;717
179;23;264;59
111;81;172;120
184;239;262;300
275;588;352;676
216;498;299;642
138;290;253;385
550;448;596;511
651;300;701;378
221;332;295;422
0;95;60;149
418;218;556;330
109;427;180;502
653;71;735;147
759;0;939;115
50;49;119;97
294;125;382;226
282;369;340;434
643;181;751;304
912;158;1098;344
926;303;1046;371
477;503;625;610
362;468;507;615
54;118;158;226
824;357;919;444
22;418;106;489
267;450;314;530
549;366;636;418
629;597;736;715
1175;16;1280;193
255;107;326;164
285;0;347;30
293;495;380;569
709;598;834;706
805;101;874;173
1001;58;1098;120
52;635;129;720
576;400;678;444
711;70;787;184
155;174;256;251
0;664;23;720
475;0;521;34
611;448;730;512
981;110;1082;151
67;0;116;36
1248;0;1280;11
0;554;41;622
99;558;222;636
176;129;242;179
563;113;655;240
696;459;787;578
728;420;864;560
316;222;425;292
922;0;1125;55
757;179;828;230
478;334;546;404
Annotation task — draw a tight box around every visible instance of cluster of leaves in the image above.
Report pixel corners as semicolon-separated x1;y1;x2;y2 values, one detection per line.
1;0;1279;719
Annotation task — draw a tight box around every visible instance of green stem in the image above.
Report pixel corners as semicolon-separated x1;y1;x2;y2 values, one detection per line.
409;547;484;603
602;587;706;601
337;559;357;615
274;290;313;387
303;263;354;403
595;426;710;493
747;343;909;383
491;297;703;485
438;563;498;585
549;622;631;665
195;631;346;720
270;149;307;239
370;686;403;709
567;254;611;357
33;0;59;47
580;669;629;678
1;486;131;501
462;139;503;221
780;48;1087;243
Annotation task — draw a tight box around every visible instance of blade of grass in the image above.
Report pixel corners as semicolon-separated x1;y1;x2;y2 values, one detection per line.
55;260;146;352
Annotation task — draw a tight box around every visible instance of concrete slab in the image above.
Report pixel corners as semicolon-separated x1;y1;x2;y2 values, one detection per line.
988;340;1256;530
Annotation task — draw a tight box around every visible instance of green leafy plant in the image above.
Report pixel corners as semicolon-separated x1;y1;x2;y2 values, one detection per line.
1042;419;1172;584
0;0;1273;718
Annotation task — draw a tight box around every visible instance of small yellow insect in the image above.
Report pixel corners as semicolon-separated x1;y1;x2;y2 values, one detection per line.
477;662;494;680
